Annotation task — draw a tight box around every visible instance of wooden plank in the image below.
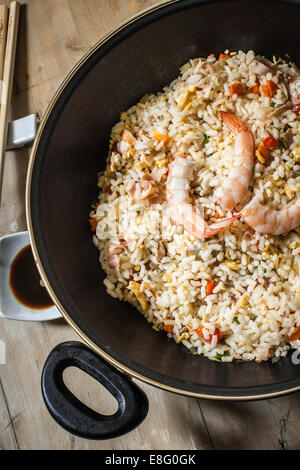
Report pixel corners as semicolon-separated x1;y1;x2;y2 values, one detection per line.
198;394;300;450
0;320;72;449
0;5;9;80
0;317;209;450
0;378;19;449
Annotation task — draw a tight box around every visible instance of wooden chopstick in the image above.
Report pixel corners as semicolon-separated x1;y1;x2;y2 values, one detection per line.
0;1;19;205
0;5;8;81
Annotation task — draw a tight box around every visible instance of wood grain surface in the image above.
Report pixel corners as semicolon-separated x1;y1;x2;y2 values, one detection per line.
0;0;300;450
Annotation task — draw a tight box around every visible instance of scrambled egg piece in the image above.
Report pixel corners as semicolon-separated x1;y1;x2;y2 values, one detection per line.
155;158;168;168
292;147;300;162
235;294;250;310
284;185;295;199
177;332;190;344
175;86;196;108
255;149;265;164
223;260;241;271
128;281;148;312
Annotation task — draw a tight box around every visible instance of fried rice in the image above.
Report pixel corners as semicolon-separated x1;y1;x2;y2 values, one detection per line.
90;50;300;362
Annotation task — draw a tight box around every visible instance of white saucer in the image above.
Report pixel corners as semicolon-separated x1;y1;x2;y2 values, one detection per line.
0;231;61;321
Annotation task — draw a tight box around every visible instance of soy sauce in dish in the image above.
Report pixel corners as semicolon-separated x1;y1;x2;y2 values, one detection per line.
9;244;54;309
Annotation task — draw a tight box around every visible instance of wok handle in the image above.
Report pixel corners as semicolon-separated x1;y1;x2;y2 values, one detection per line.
41;341;149;440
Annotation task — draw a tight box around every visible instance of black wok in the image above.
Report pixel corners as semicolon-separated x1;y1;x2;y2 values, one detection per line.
26;0;300;439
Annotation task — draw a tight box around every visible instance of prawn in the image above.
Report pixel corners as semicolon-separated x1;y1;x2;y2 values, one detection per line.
249;59;273;76
240;193;300;235
118;129;136;155
166;156;239;239
214;111;255;211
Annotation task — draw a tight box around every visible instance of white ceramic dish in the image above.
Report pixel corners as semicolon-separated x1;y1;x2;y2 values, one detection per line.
0;231;61;321
6;114;37;150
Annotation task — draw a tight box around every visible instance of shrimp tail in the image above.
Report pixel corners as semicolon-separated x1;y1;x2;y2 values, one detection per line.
220;110;247;133
204;214;240;238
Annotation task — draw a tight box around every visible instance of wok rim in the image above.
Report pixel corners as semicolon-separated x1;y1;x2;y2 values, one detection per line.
25;0;300;400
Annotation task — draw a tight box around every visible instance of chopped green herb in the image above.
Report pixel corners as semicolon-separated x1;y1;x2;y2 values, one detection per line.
202;134;210;146
233;316;240;324
270;101;276;107
272;355;281;363
214;350;230;361
278;139;287;151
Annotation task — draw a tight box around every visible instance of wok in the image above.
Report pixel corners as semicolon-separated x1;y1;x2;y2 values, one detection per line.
26;0;300;439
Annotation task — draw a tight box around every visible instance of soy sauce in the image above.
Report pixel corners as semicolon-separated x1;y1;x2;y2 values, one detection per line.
9;244;54;310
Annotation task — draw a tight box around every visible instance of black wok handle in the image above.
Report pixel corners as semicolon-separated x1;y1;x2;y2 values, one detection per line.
41;341;149;440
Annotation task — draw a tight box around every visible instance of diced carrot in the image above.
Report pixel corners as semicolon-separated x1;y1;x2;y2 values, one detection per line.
152;129;169;145
196;326;222;344
262;136;278;148
257;144;270;159
250;84;260;95
104;184;112;194
289;326;300;342
164;324;174;333
230;83;247;97
89;218;97;232
268;80;278;95
205;279;215;296
261;85;269;96
214;210;223;219
218;53;230;60
261;80;278;97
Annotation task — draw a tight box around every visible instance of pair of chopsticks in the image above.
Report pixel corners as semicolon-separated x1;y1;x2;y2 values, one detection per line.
0;1;20;205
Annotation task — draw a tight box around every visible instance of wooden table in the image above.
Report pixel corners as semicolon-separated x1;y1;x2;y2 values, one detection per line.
0;0;300;450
